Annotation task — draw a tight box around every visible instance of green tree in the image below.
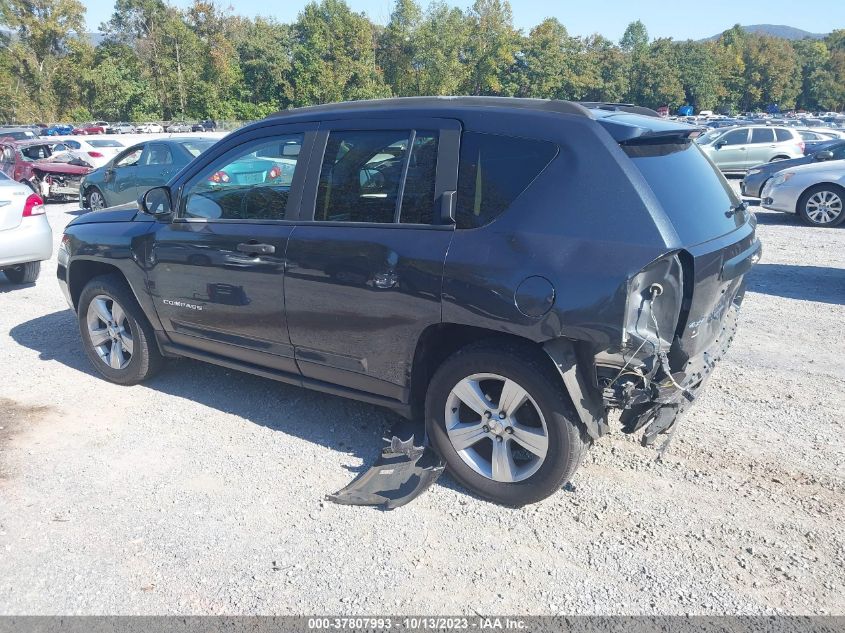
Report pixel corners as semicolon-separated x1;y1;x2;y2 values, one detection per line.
411;2;469;95
462;0;519;95
287;0;389;107
512;18;581;99
378;0;423;97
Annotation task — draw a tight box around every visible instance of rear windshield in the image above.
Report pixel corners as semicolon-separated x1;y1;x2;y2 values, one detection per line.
180;140;216;157
87;139;124;148
624;139;744;244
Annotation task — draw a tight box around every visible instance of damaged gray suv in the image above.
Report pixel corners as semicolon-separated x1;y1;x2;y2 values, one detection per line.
58;97;760;507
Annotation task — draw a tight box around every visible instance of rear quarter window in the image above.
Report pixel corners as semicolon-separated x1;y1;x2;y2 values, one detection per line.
624;140;744;244
775;128;794;142
455;132;557;229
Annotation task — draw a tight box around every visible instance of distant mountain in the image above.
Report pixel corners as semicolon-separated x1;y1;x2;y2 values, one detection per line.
0;28;104;47
706;24;827;41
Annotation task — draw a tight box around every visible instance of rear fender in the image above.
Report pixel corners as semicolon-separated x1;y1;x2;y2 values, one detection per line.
543;338;607;441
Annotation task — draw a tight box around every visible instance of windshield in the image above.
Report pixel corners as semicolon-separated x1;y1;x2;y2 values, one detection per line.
624;139;744;244
180;140;216;157
87;139;124;148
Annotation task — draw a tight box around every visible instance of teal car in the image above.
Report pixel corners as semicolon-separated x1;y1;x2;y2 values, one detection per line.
80;137;217;210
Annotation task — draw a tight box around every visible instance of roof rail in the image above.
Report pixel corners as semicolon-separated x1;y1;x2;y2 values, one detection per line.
578;102;661;118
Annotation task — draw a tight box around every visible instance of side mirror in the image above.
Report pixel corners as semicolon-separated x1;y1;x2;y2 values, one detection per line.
715;139;727;149
140;186;173;217
814;150;834;161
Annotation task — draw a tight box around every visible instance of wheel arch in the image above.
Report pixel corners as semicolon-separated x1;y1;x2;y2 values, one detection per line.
796;181;845;214
408;323;605;439
68;259;130;311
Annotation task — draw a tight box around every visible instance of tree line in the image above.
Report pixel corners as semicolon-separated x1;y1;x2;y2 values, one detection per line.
1;0;844;123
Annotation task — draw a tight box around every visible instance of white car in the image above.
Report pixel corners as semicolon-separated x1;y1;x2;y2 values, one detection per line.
137;122;164;134
761;159;845;227
50;138;125;169
0;171;52;284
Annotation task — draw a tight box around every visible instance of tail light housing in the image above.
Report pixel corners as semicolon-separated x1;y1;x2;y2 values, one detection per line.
798;140;805;153
267;165;282;180
623;253;684;354
87;151;104;158
208;171;230;184
23;193;45;217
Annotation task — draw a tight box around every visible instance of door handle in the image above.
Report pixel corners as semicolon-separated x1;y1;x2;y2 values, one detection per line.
236;242;275;255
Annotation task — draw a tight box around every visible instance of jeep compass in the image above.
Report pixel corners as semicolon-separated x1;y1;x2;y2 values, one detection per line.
57;97;760;506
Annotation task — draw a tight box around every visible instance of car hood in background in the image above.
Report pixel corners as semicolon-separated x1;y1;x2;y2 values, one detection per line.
67;202;153;225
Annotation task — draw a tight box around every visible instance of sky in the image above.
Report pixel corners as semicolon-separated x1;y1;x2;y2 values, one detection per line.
82;0;845;40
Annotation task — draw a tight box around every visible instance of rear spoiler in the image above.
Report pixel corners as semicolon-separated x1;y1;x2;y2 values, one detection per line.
579;102;661;118
595;113;705;144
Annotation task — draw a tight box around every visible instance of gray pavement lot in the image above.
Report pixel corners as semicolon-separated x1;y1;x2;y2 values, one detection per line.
0;183;843;615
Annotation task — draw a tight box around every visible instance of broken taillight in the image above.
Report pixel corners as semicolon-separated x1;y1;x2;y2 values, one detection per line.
23;193;45;217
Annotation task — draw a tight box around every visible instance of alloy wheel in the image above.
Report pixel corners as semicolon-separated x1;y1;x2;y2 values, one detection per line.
805;190;843;225
444;373;549;483
86;294;134;370
89;190;105;210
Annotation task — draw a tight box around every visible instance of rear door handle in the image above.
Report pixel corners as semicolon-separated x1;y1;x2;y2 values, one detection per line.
237;242;275;255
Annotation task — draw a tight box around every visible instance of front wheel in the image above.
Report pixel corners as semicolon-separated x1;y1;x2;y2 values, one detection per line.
3;261;40;284
86;187;106;211
425;342;588;506
78;274;163;384
797;184;845;227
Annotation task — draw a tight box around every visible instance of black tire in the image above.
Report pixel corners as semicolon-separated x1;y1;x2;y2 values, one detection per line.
797;184;845;227
425;341;588;506
77;273;164;384
3;261;40;284
85;187;106;211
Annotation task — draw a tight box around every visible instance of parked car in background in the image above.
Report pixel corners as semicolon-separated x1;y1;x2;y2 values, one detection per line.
50;138;126;169
166;122;192;133
80;136;217;210
0;140;91;200
192;119;217;132
137;122;165;134
742;140;845;198
72;122;110;135
697;125;805;172
761;159;845;227
0;171;52;285
58;98;759;506
111;122;137;134
0;127;39;141
44;124;75;136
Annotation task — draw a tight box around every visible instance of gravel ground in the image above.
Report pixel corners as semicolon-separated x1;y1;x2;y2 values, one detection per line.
0;183;843;615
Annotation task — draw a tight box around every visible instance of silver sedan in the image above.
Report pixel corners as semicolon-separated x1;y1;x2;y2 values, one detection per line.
0;172;52;284
761;159;845;227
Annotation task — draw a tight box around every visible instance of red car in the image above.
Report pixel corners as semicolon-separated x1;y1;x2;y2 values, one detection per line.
0;139;91;200
71;121;110;135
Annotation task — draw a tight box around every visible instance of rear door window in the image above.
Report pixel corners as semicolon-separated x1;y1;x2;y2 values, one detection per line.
624;140;744;244
315;129;439;224
751;128;775;143
455;132;557;229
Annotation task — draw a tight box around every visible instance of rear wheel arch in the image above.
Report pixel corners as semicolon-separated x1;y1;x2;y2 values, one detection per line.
408;323;583;421
769;155;790;162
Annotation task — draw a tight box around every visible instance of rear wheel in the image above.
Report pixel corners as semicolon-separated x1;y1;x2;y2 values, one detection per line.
797;184;845;227
78;274;164;384
425;342;587;506
3;261;40;284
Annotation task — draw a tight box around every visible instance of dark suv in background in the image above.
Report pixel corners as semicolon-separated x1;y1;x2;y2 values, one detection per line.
57;98;760;506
